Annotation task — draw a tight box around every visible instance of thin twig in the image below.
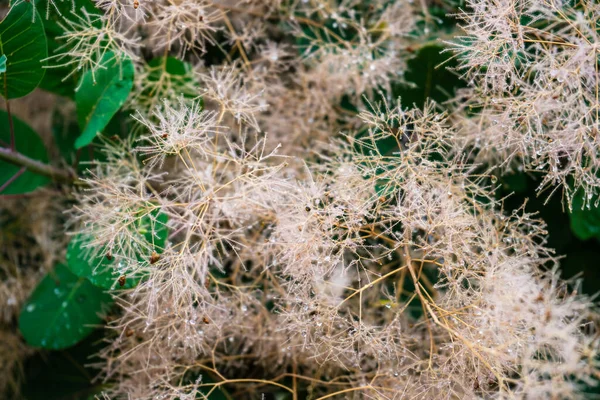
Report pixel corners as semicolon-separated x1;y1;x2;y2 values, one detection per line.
0;147;79;185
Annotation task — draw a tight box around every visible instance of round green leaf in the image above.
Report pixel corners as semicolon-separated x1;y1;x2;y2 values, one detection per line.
0;0;47;99
0;110;50;194
66;235;141;290
66;209;169;290
19;264;113;350
75;52;134;149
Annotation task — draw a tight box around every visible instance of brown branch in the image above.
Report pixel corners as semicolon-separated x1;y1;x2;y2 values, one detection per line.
0;147;80;186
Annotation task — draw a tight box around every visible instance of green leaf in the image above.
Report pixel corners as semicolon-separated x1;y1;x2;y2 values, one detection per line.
148;56;191;77
0;54;7;76
143;56;198;101
51;109;106;173
391;44;465;109
75;52;134;149
0;110;50;194
20;330;107;400
66;209;169;290
569;190;600;241
500;171;528;194
0;0;47;99
39;0;98;98
19;264;113;350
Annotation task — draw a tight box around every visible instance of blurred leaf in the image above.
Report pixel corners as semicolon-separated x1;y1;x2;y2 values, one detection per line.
51;109;104;173
38;0;98;98
148;56;191;78
75;52;134;148
0;110;50;194
497;172;575;253
500;171;528;194
19;264;113;350
391;44;464;109
136;56;200;109
0;0;47;99
569;190;600;241
363;44;464;165
66;209;169;290
0;54;6;76
21;329;107;400
561;250;600;294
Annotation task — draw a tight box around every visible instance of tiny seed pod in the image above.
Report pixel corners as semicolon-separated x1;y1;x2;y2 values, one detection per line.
150;251;160;264
106;252;113;261
534;293;544;303
118;275;126;287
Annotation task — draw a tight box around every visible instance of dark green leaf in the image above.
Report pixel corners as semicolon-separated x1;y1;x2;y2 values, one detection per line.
148;56;190;77
39;0;98;97
19;264;113;350
0;54;6;75
500;172;528;194
0;0;47;99
75;52;134;149
51;109;104;173
143;56;198;100
0;110;50;194
391;44;465;109
21;329;107;400
66;209;169;290
569;190;600;241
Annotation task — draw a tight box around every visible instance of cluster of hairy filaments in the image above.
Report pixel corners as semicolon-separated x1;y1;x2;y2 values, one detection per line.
72;98;599;399
29;0;600;398
450;0;600;208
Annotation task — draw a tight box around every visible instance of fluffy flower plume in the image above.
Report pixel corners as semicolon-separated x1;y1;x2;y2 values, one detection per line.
3;0;600;399
451;0;600;207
